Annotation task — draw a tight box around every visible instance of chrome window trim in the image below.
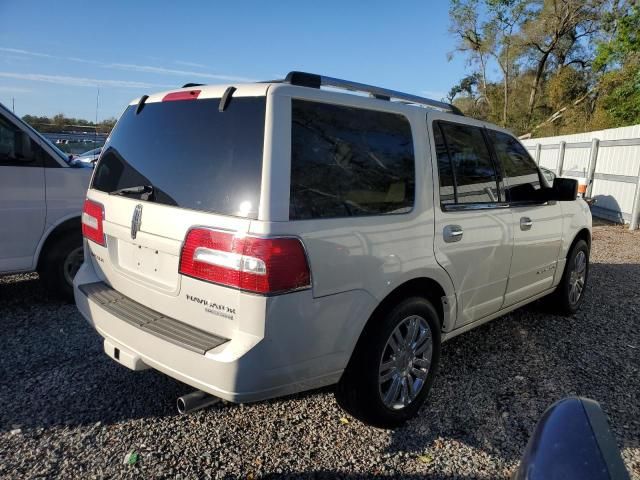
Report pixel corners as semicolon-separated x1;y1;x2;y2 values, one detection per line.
442;202;511;212
441;199;554;212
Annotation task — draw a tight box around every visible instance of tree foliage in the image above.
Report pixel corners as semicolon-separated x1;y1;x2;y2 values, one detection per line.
448;0;639;137
21;114;116;134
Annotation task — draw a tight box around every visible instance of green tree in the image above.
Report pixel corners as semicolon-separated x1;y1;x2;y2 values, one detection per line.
592;2;640;127
519;0;603;124
449;0;496;115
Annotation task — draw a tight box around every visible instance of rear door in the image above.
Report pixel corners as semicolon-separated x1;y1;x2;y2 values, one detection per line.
0;111;45;272
488;130;563;306
430;117;513;327
85;92;267;338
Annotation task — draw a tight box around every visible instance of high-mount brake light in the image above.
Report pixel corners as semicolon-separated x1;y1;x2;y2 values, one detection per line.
82;199;105;246
162;90;201;102
179;229;311;295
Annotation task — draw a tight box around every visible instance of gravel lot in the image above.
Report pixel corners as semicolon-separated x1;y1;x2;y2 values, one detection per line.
1;222;639;479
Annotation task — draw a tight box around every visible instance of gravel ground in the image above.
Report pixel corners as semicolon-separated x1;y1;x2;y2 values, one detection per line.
1;223;638;479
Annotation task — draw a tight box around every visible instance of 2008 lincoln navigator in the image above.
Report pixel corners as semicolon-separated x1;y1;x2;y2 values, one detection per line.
74;72;591;427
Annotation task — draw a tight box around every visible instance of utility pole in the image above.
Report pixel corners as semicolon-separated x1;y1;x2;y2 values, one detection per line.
12;97;15;113
95;88;99;126
95;88;100;147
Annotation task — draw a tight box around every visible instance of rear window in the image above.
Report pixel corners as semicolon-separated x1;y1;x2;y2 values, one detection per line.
92;97;265;218
290;100;415;220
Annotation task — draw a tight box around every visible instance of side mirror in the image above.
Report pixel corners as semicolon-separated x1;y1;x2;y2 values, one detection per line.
549;177;578;201
515;397;629;480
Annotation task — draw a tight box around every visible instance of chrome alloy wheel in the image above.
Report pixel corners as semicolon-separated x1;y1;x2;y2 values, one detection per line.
378;315;433;410
568;250;587;305
63;246;84;287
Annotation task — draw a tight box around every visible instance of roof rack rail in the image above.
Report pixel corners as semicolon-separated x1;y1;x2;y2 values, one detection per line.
182;83;205;88
279;71;463;115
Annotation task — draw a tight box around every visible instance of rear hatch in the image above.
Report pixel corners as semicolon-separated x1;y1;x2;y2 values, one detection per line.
84;89;267;338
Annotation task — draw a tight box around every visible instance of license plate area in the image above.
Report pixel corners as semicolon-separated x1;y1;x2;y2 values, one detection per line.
115;239;179;290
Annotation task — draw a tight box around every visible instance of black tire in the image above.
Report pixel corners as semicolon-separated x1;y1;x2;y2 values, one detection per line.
335;297;441;428
550;239;589;315
38;232;83;302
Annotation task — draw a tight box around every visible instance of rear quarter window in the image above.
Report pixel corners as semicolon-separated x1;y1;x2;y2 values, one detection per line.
289;100;415;220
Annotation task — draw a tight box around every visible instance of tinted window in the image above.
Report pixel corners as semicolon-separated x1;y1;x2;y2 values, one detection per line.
290;100;415;220
0;115;41;166
436;122;499;204
490;130;542;202
92;97;265;218
433;123;455;204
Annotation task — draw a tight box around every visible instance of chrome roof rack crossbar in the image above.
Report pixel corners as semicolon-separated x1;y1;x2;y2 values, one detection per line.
280;71;463;115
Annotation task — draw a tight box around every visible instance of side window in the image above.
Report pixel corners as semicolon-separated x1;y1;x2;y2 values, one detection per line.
290;100;415;220
433;124;455;205
0;115;39;166
435;121;500;205
0;115;19;163
490;130;542;203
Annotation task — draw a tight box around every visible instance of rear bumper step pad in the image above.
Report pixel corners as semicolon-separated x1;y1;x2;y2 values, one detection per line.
79;282;228;355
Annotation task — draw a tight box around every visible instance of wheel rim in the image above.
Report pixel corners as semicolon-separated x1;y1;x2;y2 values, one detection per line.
63;247;84;287
378;315;433;410
568;250;587;305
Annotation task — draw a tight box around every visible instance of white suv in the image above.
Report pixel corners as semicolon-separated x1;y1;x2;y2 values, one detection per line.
74;72;591;427
0;102;93;299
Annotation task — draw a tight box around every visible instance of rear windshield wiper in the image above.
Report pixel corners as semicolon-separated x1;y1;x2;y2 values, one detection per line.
110;184;154;200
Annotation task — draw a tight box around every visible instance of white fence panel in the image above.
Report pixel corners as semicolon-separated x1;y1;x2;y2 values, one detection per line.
521;124;640;228
597;145;640;177
538;150;558;171
562;148;589;176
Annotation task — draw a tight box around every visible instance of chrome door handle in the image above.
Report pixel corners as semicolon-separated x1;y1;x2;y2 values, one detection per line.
520;217;533;231
444;225;463;243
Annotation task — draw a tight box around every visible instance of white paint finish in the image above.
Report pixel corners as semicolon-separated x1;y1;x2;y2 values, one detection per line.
85;191;256;339
75;260;367;402
435;208;513;326
104;337;150;371
427;112;515;327
557;199;592;262
0;102;91;274
504;203;563;307
0;166;46;271
74;82;591;404
441;286;556;342
129;83;271;106
43;167;92;226
259;85;291;221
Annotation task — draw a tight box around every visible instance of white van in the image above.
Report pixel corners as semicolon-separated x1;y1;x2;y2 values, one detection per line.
0;102;92;299
74;72;591;427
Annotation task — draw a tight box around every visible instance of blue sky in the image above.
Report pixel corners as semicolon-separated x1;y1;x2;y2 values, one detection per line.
0;1;472;121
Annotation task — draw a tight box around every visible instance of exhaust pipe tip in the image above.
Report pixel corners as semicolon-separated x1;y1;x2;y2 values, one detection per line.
176;397;188;415
177;390;219;414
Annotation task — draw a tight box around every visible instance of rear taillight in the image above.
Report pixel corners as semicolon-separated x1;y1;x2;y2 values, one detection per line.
82;199;105;246
179;228;311;295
